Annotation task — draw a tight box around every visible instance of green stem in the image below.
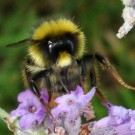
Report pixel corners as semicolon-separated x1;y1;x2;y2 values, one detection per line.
0;107;15;132
0;107;10;119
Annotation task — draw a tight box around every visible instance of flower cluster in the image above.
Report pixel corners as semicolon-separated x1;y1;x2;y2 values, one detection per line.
117;0;135;38
51;86;96;135
10;89;47;130
89;105;135;135
10;86;96;135
51;86;95;120
10;85;135;135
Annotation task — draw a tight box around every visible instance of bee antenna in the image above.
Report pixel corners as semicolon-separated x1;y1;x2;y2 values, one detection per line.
6;38;30;47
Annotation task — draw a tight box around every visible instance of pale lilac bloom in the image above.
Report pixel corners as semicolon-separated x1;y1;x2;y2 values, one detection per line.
51;85;96;120
50;86;96;135
40;88;48;104
89;105;135;135
10;89;47;130
10;86;96;134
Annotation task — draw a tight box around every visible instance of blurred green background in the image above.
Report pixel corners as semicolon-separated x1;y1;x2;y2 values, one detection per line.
0;0;135;134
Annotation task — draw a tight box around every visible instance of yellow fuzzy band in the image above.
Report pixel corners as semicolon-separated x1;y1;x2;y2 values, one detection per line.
33;19;79;40
57;51;72;67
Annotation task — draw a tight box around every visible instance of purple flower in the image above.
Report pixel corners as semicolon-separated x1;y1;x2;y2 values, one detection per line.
10;86;95;134
50;86;95;135
90;105;135;135
51;85;96;120
10;89;47;130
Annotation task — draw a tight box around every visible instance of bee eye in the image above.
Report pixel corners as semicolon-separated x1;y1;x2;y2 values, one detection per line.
48;41;53;54
66;40;74;53
48;39;74;56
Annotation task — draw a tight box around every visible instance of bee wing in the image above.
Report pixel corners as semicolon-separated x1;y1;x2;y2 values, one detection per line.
6;38;30;47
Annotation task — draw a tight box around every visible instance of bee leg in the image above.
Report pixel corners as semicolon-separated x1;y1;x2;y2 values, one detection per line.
24;67;49;99
28;69;55;119
29;70;45;97
29;80;40;96
80;60;87;83
94;53;135;90
30;69;53;99
89;66;111;107
44;69;53;101
24;68;50;109
24;67;55;125
58;75;68;93
23;67;40;97
79;56;111;107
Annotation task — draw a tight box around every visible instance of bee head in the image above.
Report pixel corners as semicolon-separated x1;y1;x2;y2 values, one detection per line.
48;34;74;57
28;18;85;67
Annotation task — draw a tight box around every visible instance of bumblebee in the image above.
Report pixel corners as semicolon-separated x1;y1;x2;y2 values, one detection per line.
7;18;135;107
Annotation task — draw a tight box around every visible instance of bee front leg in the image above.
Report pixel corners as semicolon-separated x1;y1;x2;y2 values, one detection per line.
24;68;45;97
24;68;54;114
24;66;50;98
29;80;40;96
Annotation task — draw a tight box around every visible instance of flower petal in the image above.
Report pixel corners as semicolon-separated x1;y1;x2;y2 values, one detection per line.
115;119;135;135
40;88;48;103
73;85;83;97
17;90;35;103
81;87;96;106
19;114;36;130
